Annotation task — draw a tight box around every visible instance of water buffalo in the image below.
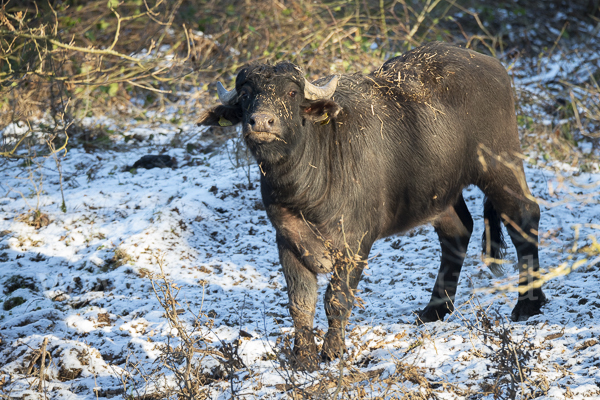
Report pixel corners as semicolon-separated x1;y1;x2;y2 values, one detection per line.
198;41;545;369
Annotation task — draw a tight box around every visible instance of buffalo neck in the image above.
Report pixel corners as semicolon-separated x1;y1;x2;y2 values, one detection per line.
258;115;370;226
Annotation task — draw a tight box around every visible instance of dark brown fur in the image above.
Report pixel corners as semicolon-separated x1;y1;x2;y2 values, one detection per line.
199;42;546;369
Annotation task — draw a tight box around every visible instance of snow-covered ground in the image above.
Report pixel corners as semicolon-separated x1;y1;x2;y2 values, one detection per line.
2;68;600;399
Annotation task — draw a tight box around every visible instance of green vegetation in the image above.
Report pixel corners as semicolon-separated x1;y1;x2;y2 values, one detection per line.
3;275;36;294
3;296;26;311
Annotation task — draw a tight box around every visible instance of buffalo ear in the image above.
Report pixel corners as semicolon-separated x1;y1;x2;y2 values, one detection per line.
301;99;342;123
197;105;242;127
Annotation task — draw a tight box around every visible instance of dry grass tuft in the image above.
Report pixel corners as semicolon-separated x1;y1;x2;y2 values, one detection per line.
102;248;134;272
15;209;50;229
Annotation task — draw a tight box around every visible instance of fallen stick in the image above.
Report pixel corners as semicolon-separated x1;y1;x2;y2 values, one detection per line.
38;337;48;393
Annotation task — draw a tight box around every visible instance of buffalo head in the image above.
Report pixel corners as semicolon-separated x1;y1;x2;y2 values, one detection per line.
198;62;341;160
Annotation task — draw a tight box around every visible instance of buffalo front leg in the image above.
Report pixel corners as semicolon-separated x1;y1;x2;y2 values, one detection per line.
419;194;473;323
277;236;319;370
322;252;367;361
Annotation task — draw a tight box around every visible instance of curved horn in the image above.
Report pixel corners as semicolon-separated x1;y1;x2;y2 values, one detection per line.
217;81;238;105
304;75;339;100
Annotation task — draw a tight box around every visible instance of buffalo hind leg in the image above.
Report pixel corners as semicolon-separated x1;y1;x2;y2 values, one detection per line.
482;179;546;321
321;250;368;361
277;236;319;370
418;194;473;323
507;215;546;321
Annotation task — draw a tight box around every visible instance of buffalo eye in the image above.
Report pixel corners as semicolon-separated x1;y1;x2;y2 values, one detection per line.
288;90;297;98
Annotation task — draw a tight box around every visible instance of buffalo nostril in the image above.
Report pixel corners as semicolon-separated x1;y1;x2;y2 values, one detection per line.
249;114;276;131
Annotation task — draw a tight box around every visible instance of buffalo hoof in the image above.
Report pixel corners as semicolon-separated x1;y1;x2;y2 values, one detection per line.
321;331;346;362
289;331;319;371
416;303;451;325
510;289;547;322
290;348;319;371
